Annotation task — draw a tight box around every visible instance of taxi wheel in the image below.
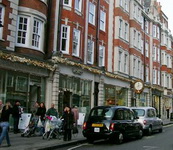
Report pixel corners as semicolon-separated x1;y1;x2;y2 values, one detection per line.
87;137;94;144
159;128;163;133
137;129;143;139
115;132;124;144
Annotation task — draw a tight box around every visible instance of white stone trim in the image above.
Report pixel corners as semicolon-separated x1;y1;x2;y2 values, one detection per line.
6;0;19;51
18;6;47;21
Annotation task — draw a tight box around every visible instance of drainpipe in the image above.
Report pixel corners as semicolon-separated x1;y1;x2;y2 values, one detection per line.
45;0;52;59
95;0;100;66
57;0;63;52
143;17;146;82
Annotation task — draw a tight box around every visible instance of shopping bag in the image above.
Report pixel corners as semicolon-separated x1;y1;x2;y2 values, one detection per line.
72;126;78;134
45;120;50;132
37;118;43;127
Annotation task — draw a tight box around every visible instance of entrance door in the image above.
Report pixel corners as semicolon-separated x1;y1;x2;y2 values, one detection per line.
29;85;41;112
58;90;72;116
63;91;72;107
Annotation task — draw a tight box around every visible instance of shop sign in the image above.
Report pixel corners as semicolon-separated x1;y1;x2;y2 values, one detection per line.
72;68;83;75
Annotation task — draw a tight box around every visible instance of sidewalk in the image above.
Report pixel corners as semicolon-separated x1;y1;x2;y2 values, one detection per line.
0;126;86;150
1;120;173;150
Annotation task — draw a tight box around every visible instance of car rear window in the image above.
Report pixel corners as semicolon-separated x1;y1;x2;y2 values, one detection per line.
133;109;145;117
90;108;113;120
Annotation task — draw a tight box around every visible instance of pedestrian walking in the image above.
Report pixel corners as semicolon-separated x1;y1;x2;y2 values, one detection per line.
0;99;4;119
32;102;40;116
36;102;46;135
36;102;46;121
62;106;74;141
12;100;22;134
71;106;79;127
0;102;12;147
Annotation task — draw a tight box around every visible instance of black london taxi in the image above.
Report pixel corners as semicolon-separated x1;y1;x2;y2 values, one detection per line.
83;106;143;144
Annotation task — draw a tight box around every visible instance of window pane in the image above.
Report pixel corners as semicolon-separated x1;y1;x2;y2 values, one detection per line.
89;2;95;25
32;19;42;48
87;40;94;63
17;16;28;45
61;25;69;52
73;29;80;56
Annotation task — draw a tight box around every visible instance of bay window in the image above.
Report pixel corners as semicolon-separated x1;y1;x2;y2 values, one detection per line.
16;15;44;51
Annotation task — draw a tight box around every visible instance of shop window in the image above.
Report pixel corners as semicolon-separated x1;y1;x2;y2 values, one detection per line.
7;75;14;87
15;76;27;92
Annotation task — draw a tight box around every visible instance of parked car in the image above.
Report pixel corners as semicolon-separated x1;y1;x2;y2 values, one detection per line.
82;106;143;144
131;107;163;135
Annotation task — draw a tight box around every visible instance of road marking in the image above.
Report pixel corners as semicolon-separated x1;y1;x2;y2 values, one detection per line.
143;146;158;150
145;136;154;139
67;143;89;150
163;124;173;128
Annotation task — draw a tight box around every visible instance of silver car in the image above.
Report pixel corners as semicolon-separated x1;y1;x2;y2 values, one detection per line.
131;107;163;135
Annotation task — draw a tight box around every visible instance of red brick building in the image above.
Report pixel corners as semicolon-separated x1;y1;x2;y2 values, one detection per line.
0;0;58;112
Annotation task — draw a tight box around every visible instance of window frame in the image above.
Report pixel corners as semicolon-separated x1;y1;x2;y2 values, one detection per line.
32;18;42;49
100;10;106;31
72;28;80;57
119;19;123;38
60;24;70;54
118;50;122;71
87;39;94;64
124;23;128;41
99;45;105;67
89;2;96;25
124;53;128;73
75;0;82;12
0;4;5;39
63;0;72;7
16;15;44;51
16;15;30;47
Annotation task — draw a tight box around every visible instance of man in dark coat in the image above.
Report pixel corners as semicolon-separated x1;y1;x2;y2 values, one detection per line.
62;106;74;141
12;100;21;134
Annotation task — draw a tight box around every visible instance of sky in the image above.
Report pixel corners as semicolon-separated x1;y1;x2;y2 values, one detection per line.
157;0;173;34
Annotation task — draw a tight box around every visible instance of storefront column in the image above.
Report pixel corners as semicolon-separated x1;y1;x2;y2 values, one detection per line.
146;92;150;106
127;89;131;107
160;97;164;119
51;66;60;109
45;72;53;109
98;78;104;106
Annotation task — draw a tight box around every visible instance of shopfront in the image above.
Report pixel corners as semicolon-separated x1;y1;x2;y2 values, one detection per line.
152;89;162;117
0;69;46;112
58;74;92;116
104;84;128;106
136;92;148;106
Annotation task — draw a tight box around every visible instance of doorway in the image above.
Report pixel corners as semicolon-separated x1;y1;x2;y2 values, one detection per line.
58;90;72;116
29;85;41;112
